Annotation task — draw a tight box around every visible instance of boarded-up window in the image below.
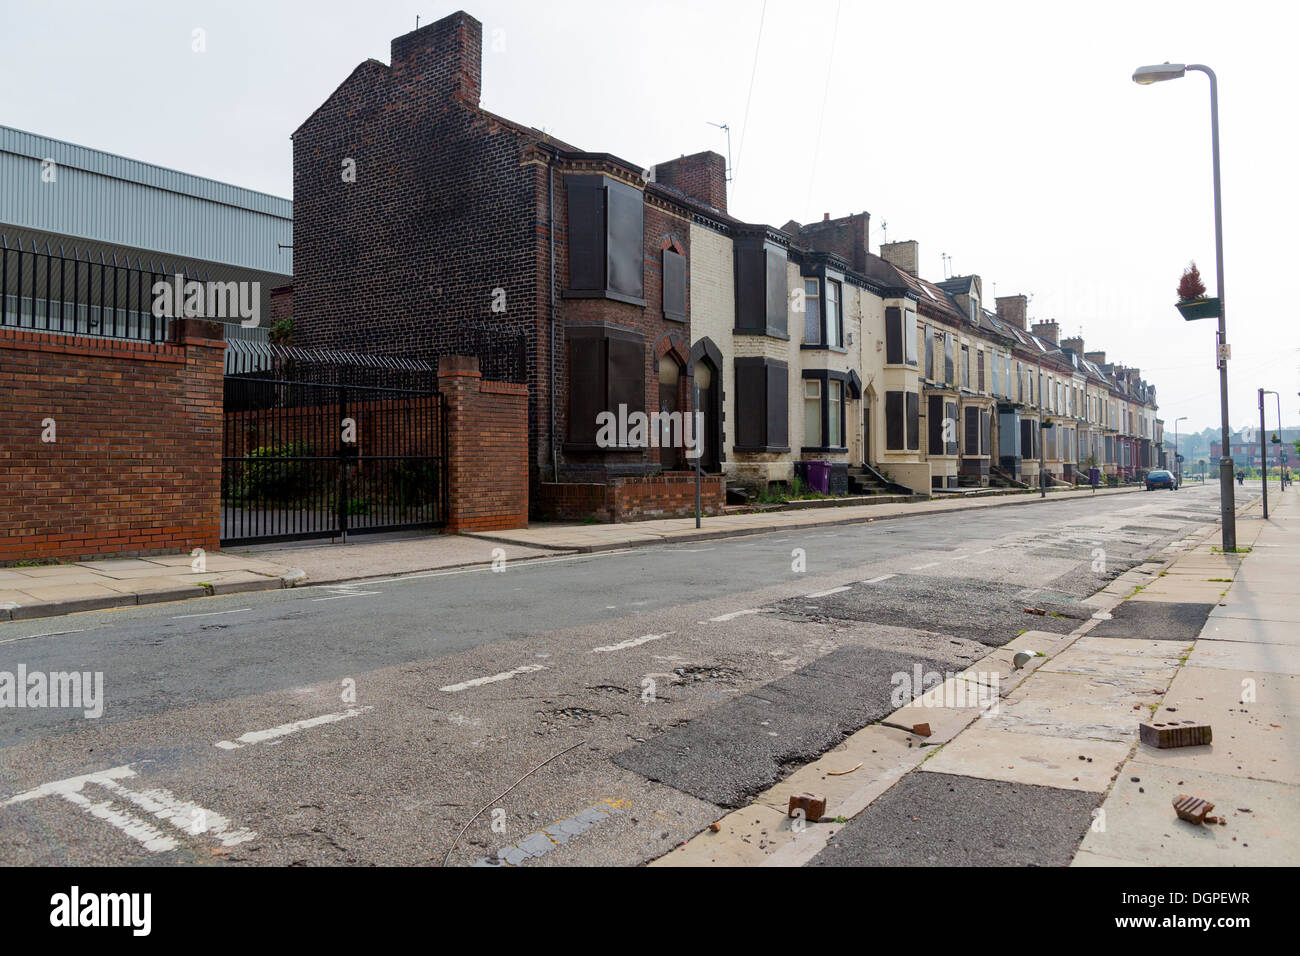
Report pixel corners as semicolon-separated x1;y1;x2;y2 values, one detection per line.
663;249;686;320
566;326;645;447
766;248;788;337
964;406;980;456
945;401;959;455
980;408;991;455
944;334;955;384
566;178;605;292
606;181;644;299
885;308;903;365
905;391;920;450
886;391;905;450
928;394;944;455
734;358;788;450
924;326;934;379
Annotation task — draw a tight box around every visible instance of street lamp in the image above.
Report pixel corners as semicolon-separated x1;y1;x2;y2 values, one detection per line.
1174;415;1188;486
1133;61;1236;550
1260;389;1278;518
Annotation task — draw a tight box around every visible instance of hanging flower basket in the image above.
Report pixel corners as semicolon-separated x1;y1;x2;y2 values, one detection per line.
1175;296;1221;321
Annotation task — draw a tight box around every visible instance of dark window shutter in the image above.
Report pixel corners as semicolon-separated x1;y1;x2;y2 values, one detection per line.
905;391;920;450
928;394;943;454
885;307;903;365
607;333;645;418
566;177;604;291
605;182;644;299
567;333;604;443
886;391;904;450
765;248;787;336
945;401;959;455
734;359;764;447
925;326;934;379
734;244;764;332
766;361;788;448
965;406;980;455
663;249;686;319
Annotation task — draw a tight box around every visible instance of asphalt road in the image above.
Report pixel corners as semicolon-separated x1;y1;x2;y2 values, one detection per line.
0;484;1240;866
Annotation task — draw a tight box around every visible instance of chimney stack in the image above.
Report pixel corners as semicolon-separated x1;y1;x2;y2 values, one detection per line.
1031;320;1060;344
880;239;919;277
391;11;483;107
1060;334;1084;355
652;151;728;214
797;212;870;272
995;294;1027;330
1084;350;1107;366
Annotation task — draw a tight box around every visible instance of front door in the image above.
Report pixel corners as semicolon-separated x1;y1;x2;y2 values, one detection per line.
659;355;681;471
693;358;721;473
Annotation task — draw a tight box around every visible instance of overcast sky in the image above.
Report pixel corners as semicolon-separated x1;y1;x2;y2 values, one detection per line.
4;0;1296;436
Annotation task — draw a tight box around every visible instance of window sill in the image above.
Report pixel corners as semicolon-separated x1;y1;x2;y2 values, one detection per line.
734;444;792;454
800;344;849;354
563;288;648;308
733;327;791;341
800;446;848;454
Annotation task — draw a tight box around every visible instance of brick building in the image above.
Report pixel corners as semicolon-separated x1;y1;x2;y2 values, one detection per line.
291;11;702;501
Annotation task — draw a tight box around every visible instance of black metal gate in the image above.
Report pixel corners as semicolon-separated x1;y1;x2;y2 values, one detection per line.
222;343;445;546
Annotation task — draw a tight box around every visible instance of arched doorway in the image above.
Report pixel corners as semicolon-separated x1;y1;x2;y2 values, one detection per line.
690;337;724;473
658;353;683;470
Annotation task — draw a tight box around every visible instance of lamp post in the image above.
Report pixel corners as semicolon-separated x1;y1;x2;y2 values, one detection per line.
1260;389;1278;517
1133;62;1236;550
1174;415;1188;486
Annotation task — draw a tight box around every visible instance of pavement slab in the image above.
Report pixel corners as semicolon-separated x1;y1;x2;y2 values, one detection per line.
1186;641;1300;676
984;671;1170;743
919;726;1132;792
1076;761;1300;866
1198;616;1300;646
808;771;1102;867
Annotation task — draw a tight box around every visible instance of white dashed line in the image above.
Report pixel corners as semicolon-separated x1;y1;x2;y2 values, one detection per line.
172;608;251;619
213;706;373;749
912;562;940;570
591;632;674;653
0;627;86;646
439;665;546;693
707;608;768;623
863;574;895;584
951;553;971;561
805;586;851;598
976;548;996;554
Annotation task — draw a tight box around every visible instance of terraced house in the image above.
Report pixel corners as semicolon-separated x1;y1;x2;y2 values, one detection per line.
288;9;1161;521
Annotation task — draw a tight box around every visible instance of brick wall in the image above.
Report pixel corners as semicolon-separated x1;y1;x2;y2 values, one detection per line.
653;151;728;213
536;473;725;523
0;320;225;564
438;355;528;532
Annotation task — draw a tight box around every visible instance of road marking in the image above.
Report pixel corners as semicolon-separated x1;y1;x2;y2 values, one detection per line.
911;562;940;570
707;608;768;623
173;608;251;619
661;548;716;553
862;574;895;584
1;764;254;853
302;550;639;593
805;586;851;598
440;665;546;693
591;632;674;653
312;587;380;602
976;548;996;554
213;706;373;749
0;627;86;646
950;553;971;561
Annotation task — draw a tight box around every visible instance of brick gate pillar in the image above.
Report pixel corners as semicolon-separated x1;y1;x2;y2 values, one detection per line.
438;355;529;532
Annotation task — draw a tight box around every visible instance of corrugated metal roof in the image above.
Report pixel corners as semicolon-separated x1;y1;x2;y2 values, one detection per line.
0;125;291;275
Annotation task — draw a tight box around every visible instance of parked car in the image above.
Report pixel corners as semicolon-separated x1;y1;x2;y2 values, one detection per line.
1146;469;1178;491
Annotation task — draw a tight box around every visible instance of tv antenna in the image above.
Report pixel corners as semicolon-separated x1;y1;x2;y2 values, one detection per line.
880;220;888;244
941;252;952;278
707;122;733;182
